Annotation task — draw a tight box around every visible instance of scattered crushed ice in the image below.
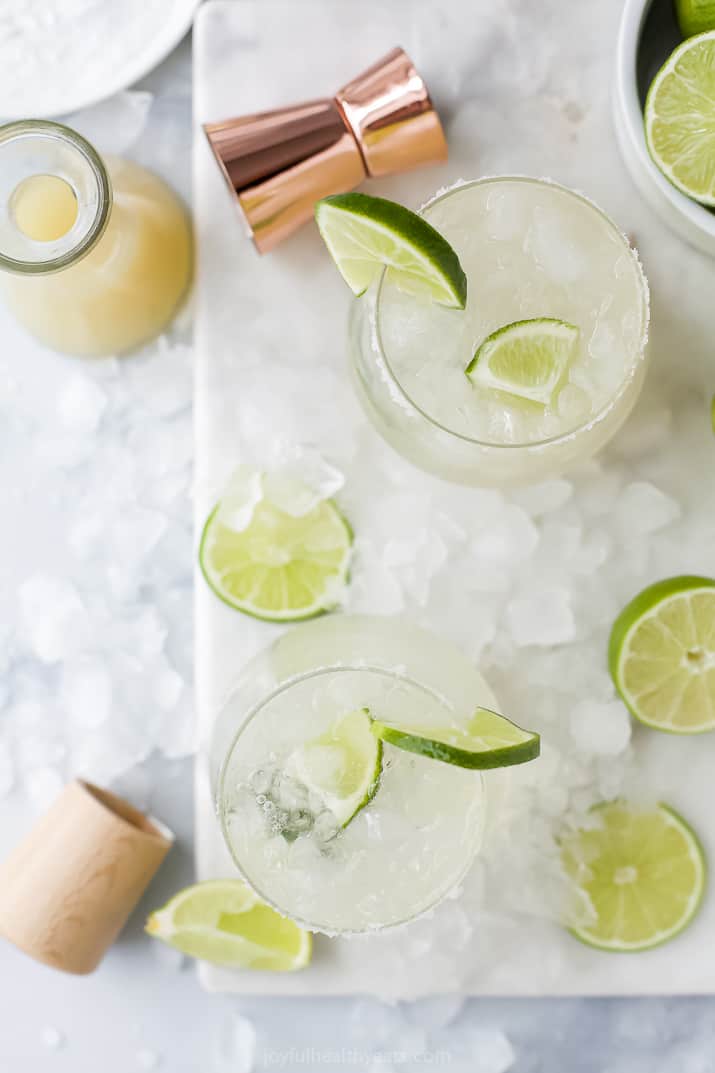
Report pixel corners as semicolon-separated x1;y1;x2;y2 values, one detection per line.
57;373;107;433
507;588;576;646
405;994;465;1030
41;1026;65;1051
136;1049;161;1070
570;699;632;756
468;1027;516;1073
213;1012;256;1073
615;481;681;540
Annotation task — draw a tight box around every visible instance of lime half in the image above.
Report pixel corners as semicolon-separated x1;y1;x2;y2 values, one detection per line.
609;576;715;733
371;706;540;770
562;802;706;952
315;192;467;308
675;0;715;37
199;495;352;623
645;32;715;206
286;708;382;826
466;318;579;406
146;880;312;970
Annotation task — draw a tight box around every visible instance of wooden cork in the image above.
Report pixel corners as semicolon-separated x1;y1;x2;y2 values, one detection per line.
0;779;174;975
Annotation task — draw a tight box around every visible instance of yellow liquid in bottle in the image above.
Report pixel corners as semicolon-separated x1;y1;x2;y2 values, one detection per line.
1;157;192;357
12;175;78;241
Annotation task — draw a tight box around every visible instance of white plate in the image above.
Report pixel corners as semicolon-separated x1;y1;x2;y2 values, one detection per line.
0;0;202;119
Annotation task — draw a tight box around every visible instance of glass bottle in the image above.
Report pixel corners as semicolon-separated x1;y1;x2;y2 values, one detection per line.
0;120;192;357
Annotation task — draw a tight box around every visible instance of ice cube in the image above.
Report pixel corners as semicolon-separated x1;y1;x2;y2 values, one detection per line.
468;1028;515;1073
570;700;632;756
615;482;680;539
406;994;465;1030
507;588;575;646
216;466;264;533
57;373;107;433
112;508;168;564
348;998;403;1045
526;205;587;282
513;479;573;516
41;1026;65;1051
18;575;89;663
60;662;112;729
263;446;344;516
68;515;104;559
471;506;539;566
213;1012;256;1073
136;1049;161;1070
125;341;192;418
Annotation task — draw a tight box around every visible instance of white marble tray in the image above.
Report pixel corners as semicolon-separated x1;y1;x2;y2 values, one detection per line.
193;0;715;996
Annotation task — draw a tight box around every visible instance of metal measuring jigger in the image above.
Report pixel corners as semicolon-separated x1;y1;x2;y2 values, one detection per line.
204;47;448;253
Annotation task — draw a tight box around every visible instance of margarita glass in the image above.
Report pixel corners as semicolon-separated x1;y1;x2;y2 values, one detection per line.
211;615;495;934
349;177;650;486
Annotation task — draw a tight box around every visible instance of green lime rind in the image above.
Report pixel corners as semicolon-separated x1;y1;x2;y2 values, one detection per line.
564;802;707;953
608;575;715;734
675;0;715;37
315;192;467;309
371;706;540;770
199;498;353;624
644;32;715;207
465;317;579;406
146;879;312;970
286;708;383;827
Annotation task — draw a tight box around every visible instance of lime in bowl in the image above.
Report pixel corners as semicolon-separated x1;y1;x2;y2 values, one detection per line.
210;614;538;935
330;178;649;487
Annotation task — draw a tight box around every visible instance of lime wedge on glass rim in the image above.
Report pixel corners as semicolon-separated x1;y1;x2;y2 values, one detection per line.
562;801;706;952
609;575;715;733
675;0;715;38
315;192;467;308
286;707;382;827
644;32;715;206
466;318;579;406
371;706;540;770
199;491;352;623
146;880;312;970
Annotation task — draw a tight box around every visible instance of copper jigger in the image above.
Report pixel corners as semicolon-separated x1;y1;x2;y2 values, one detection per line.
204;47;448;253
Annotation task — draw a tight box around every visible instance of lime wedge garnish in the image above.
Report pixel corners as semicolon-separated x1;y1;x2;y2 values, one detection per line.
371;706;540;770
675;0;715;37
199;491;352;623
315;192;467;308
609;575;715;733
286;708;382;827
645;32;715;206
562;802;706;952
146;880;312;970
465;318;579;406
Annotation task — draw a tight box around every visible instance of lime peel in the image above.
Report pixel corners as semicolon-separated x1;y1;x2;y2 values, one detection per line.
563;801;706;952
466;318;579;406
645;32;715;207
146;880;312;971
371;706;540;770
199;489;353;623
315;192;467;309
286;707;382;827
609;575;715;734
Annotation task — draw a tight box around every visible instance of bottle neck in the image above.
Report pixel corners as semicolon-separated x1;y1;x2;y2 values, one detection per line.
0;120;112;276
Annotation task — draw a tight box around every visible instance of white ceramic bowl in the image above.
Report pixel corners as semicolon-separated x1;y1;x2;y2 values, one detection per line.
614;0;715;256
